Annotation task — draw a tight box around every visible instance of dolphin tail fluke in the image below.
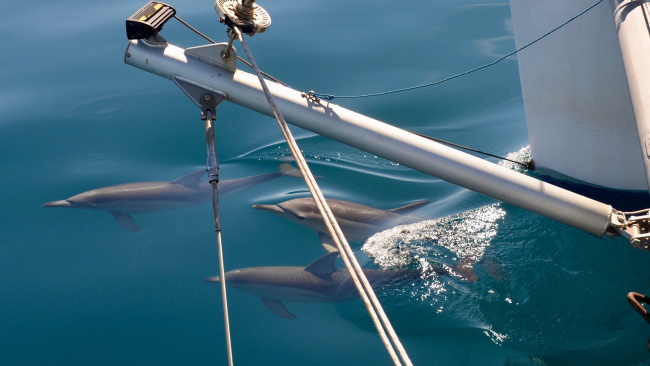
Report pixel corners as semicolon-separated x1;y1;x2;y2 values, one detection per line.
42;200;72;208
113;213;141;232
261;298;297;319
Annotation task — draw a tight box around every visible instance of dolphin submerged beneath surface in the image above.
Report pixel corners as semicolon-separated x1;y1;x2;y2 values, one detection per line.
205;252;447;319
252;197;430;246
43;163;301;231
252;197;482;281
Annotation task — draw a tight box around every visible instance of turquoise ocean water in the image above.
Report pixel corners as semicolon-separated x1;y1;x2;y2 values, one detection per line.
3;0;650;365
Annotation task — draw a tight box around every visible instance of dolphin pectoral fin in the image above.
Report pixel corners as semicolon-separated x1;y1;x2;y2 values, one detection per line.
322;244;338;253
388;200;430;215
261;298;297;319
113;213;140;232
318;234;339;253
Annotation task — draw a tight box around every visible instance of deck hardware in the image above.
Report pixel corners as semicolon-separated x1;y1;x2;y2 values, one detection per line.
221;28;238;60
215;0;271;36
126;2;176;40
301;90;321;104
611;210;650;251
202;94;218;122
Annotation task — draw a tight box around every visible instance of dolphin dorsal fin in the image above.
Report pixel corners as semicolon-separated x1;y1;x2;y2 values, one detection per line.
388;200;430;215
304;252;339;277
170;169;205;188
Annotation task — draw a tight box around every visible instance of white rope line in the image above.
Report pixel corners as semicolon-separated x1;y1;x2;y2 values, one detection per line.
205;114;234;366
235;28;413;366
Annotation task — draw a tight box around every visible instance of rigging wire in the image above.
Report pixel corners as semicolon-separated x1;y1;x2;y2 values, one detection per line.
311;0;605;101
204;110;235;366
234;27;414;366
412;131;533;169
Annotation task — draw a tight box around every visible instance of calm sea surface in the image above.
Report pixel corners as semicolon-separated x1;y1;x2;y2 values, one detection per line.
3;1;650;365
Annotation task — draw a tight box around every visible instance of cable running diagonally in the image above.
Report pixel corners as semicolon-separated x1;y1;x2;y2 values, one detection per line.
234;27;414;366
312;0;605;100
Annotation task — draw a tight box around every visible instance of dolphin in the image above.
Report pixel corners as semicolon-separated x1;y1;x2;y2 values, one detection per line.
43;163;301;231
205;252;446;319
252;198;430;246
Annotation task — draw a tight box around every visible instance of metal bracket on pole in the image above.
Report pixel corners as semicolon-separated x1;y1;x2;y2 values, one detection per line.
609;210;650;251
171;75;227;223
202;93;219;121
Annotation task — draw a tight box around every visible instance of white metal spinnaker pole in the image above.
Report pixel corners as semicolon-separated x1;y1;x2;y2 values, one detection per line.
125;38;615;237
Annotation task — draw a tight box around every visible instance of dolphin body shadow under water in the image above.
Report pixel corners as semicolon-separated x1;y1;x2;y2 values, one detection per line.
43;164;301;231
252;197;430;247
205;252;447;319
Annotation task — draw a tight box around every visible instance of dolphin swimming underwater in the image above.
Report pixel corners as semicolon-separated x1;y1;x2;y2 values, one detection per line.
43;163;301;231
205;252;446;319
252;198;430;246
251;198;481;281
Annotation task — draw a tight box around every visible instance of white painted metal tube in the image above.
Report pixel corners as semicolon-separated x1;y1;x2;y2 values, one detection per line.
612;0;650;193
125;39;614;236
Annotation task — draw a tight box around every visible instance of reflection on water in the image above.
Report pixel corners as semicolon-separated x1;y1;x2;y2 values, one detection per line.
360;203;506;332
362;204;506;273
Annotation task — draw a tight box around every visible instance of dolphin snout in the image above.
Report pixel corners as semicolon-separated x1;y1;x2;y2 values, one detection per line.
252;204;285;214
204;276;221;283
42;200;72;208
